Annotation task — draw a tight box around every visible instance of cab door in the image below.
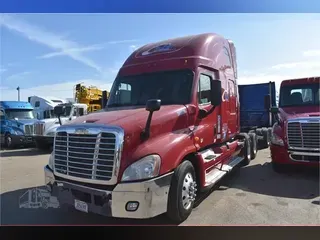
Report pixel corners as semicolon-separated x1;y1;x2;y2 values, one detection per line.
193;69;224;172
194;69;219;148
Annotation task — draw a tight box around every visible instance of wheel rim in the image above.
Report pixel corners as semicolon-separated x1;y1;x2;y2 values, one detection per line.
6;136;12;147
181;172;197;210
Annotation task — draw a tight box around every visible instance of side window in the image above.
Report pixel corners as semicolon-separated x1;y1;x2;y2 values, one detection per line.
78;108;84;116
35;101;40;107
198;74;211;104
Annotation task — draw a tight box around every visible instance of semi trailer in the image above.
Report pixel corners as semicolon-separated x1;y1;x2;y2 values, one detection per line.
44;33;270;222
238;81;277;149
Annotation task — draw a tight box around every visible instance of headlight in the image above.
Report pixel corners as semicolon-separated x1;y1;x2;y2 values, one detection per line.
47;132;55;136
271;127;284;146
121;154;161;182
48;152;54;170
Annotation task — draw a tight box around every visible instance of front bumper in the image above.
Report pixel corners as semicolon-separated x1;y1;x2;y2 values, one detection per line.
44;165;173;219
34;136;54;144
270;144;319;167
12;135;34;145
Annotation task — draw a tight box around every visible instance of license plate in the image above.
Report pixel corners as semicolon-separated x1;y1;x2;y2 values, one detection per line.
74;199;88;213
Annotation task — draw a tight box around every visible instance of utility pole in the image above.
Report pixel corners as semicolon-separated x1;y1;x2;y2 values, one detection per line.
16;86;20;101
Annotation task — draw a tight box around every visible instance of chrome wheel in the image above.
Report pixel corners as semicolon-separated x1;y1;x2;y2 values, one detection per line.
181;172;197;210
5;135;12;148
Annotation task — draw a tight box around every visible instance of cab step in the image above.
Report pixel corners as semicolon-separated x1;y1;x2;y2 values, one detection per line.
204;156;244;187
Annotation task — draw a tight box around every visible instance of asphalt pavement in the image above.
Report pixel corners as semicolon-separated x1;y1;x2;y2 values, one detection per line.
0;147;319;225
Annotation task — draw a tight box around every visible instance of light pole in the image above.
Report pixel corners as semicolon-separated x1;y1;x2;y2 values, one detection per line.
16;86;20;101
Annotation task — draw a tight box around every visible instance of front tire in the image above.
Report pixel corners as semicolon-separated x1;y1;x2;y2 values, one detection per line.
167;160;197;223
4;134;14;149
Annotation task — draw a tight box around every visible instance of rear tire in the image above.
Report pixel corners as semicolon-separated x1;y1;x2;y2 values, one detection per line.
248;132;258;160
267;127;273;142
261;127;270;149
167;160;197;223
256;128;263;136
237;133;251;166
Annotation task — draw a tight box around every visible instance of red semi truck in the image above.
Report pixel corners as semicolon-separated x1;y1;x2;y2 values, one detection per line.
270;77;320;172
44;33;258;222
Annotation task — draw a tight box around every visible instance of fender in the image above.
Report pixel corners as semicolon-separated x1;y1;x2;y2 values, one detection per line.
119;127;197;179
1;123;23;136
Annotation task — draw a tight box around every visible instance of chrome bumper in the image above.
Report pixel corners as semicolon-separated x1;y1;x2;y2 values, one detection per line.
288;150;320;163
44;165;173;219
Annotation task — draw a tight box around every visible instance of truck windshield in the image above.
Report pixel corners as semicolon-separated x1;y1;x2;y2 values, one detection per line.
107;70;194;107
279;83;320;107
6;109;35;120
57;105;73;117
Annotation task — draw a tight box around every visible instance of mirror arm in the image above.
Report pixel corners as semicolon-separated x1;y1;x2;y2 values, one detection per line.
58;116;62;125
199;105;216;119
140;111;154;141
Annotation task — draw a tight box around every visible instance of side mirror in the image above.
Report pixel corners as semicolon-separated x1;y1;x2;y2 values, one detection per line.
270;106;279;114
210;80;222;106
54;105;65;125
54;105;65;116
146;99;161;112
264;94;271;110
141;99;161;141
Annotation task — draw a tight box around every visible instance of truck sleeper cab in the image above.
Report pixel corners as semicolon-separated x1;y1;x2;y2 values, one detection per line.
270;77;320;172
44;33;257;222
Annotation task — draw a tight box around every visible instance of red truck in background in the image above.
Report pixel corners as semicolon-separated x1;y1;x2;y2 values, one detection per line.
270;77;320;172
45;33;259;223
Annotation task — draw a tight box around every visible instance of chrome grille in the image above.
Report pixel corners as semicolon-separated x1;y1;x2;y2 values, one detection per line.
54;131;117;182
34;122;45;135
287;120;320;150
24;124;35;135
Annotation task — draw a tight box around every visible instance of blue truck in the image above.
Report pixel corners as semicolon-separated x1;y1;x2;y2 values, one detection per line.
0;101;38;148
239;81;277;149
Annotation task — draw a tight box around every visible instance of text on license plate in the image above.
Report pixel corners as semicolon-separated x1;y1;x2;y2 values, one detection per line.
74;199;88;213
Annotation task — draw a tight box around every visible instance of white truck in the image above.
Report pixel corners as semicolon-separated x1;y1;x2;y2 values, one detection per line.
28;95;67;120
31;101;88;150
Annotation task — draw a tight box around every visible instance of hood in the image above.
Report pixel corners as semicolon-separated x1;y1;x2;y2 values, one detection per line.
15;119;38;125
70;105;190;155
12;119;38;132
39;117;72;135
71;105;189;134
280;105;320;121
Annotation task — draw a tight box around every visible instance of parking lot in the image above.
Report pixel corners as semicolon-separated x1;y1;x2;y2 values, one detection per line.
0;147;319;225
